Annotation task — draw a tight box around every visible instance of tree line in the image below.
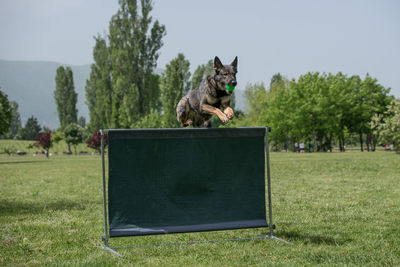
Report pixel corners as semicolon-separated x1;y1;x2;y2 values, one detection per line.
230;72;399;152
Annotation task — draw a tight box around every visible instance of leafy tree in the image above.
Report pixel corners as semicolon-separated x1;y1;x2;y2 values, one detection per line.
243;83;268;126
85;35;112;132
63;123;83;154
78;116;86;128
324;73;354;152
21;116;41;140
52;131;63;144
290;72;339;151
191;59;213;91
1;100;22;139
133;109;163;129
87;130;108;154
372;98;400;153
344;74;391;151
0;89;12;136
54;66;78;130
269;73;283;88
34;131;52;158
360;74;392;151
108;0;166;128
160;53;191;128
261;74;292;151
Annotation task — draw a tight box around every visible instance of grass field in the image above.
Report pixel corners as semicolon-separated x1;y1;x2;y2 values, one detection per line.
0;152;399;266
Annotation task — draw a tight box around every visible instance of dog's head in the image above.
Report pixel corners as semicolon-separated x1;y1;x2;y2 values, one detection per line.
213;56;238;95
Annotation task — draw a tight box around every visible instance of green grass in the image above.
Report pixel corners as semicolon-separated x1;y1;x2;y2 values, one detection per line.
0;139;93;155
0;152;399;266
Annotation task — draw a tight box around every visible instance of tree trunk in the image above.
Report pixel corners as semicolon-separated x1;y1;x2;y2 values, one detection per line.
318;134;323;152
341;134;346;152
359;132;364;152
313;134;317;153
45;148;49;158
286;131;290;152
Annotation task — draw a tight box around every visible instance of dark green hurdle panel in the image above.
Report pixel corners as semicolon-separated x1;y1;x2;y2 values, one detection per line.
107;127;267;237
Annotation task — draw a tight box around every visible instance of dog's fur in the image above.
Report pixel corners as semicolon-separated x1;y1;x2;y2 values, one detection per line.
176;56;237;128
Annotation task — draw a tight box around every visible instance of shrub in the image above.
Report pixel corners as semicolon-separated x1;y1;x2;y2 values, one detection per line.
87;130;108;154
34;131;52;158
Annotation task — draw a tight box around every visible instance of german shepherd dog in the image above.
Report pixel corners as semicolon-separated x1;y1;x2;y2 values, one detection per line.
176;56;237;128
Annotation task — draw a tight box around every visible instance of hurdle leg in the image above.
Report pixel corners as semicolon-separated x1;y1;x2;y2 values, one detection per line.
99;130;123;256
265;127;292;244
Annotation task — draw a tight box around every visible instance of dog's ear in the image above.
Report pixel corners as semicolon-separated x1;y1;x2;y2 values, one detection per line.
231;56;238;69
214;56;223;72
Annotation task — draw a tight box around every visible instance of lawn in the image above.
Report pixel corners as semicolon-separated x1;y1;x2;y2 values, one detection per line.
0;152;399;266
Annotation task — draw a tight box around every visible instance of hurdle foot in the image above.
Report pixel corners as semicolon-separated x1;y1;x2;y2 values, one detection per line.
98;246;122;257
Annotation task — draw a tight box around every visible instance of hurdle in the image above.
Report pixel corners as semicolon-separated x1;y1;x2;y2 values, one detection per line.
99;127;287;256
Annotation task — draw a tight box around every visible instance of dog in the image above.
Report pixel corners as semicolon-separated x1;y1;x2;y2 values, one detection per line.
176;56;237;128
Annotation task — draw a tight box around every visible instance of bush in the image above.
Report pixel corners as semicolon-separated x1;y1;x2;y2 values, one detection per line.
34;131;52;158
87;130;108;153
2;146;16;156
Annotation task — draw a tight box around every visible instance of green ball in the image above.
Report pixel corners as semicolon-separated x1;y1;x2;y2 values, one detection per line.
226;85;235;92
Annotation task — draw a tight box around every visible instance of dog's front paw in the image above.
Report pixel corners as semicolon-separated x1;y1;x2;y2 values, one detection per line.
219;114;229;124
224;107;234;120
182;119;193;127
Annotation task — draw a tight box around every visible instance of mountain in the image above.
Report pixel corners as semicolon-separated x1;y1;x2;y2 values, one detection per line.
0;59;90;129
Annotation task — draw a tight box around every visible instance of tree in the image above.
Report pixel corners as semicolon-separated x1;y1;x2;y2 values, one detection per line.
361;74;392;151
21;116;41;140
191;59;213;91
0;100;21;139
35;131;52;158
109;0;166;128
289;72;338;151
270;73;283;88
261;74;292;151
372;98;400;153
63;123;83;154
0;89;12;136
85;35;113;132
87;130;108;154
345;74;391;151
243;83;268;125
8;101;22;139
78;116;86;128
52;131;63;144
54;66;78;130
160;53;191;128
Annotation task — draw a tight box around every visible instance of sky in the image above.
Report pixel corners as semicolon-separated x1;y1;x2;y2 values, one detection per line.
0;0;399;97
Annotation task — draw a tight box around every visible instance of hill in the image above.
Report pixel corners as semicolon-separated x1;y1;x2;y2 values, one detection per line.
0;60;90;129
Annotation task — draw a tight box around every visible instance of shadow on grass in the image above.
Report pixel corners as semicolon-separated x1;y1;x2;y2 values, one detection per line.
0;199;95;216
277;230;352;246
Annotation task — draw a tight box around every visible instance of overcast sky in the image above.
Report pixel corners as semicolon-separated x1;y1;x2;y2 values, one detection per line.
0;0;399;97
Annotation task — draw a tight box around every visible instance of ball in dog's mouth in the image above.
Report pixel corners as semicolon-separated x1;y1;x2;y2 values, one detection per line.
225;85;235;94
